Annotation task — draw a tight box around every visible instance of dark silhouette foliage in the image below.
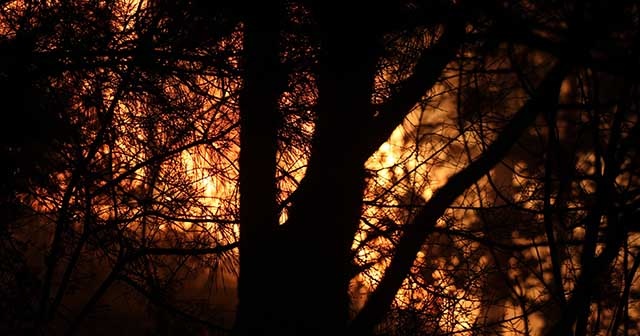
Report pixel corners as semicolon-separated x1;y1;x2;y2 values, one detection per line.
1;1;640;336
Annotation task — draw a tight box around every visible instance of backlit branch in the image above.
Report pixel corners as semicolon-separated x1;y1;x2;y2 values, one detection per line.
363;21;465;159
351;61;568;334
138;243;239;257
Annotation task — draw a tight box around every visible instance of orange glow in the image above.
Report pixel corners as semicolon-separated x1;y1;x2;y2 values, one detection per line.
6;2;640;335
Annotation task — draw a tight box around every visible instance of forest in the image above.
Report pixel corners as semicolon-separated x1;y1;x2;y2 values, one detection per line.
1;0;639;335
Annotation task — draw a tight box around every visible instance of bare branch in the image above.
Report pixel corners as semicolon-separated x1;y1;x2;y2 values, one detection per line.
351;61;568;334
139;242;239;257
362;22;465;159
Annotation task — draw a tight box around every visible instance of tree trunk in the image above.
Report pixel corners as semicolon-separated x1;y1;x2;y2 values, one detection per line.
263;21;380;336
234;1;283;334
235;3;380;333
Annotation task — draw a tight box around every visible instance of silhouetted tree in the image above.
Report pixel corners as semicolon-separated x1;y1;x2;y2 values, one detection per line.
3;1;640;336
1;1;241;335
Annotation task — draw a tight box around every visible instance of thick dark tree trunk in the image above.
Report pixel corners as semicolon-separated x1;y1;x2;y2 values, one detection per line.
236;2;381;333
279;36;380;336
234;1;284;335
235;4;463;333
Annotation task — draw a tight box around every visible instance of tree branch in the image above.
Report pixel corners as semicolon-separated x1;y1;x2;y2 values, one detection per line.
117;275;231;333
351;61;568;335
362;22;465;159
139;243;239;257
